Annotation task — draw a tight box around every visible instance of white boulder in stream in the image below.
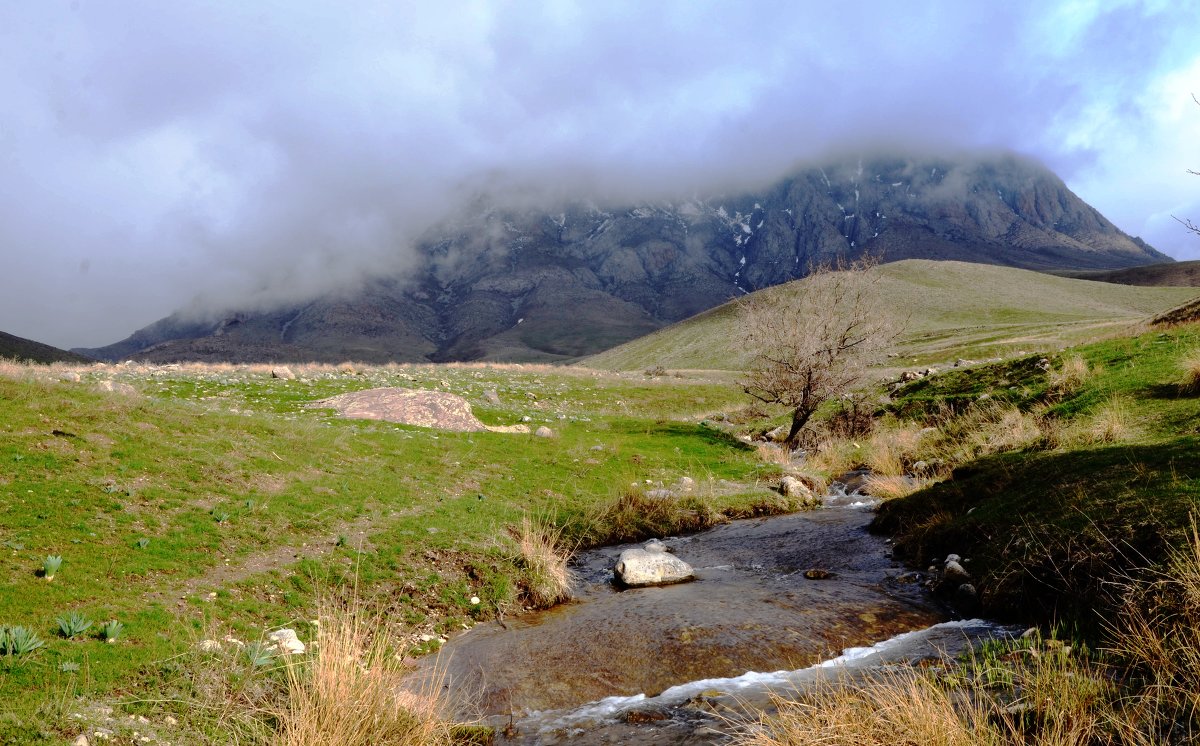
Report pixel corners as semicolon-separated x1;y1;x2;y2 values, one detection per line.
614;539;694;587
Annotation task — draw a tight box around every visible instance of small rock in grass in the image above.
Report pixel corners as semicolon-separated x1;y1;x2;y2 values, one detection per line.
780;476;813;499
268;628;306;655
534;426;554;438
270;366;295;380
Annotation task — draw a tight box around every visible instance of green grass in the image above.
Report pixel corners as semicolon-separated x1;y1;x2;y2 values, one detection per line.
583;259;1199;371
873;324;1200;629
0;360;777;743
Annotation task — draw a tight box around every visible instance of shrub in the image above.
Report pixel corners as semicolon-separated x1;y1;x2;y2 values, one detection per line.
56;611;93;639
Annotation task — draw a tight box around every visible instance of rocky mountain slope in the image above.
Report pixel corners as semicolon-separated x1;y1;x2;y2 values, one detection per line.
1;330;95;364
78;153;1171;364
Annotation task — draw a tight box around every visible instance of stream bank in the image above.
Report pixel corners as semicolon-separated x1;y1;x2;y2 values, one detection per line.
425;493;1012;743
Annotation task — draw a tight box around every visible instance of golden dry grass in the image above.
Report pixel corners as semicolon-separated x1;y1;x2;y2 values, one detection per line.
1181;349;1200;394
734;673;996;746
1047;354;1093;397
1110;520;1200;743
1084;397;1136;445
862;474;926;499
274;600;458;746
510;514;574;609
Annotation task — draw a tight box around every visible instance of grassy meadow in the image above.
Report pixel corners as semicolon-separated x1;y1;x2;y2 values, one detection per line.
0;360;786;743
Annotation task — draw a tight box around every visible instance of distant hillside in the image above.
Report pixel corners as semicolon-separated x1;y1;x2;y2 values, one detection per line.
79;152;1170;365
0;330;94;364
583;260;1200;371
1055;260;1200;287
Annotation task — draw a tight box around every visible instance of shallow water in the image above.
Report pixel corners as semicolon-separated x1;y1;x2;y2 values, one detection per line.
425;494;990;742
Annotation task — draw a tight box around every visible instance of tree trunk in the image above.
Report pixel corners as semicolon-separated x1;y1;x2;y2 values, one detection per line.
784;407;813;450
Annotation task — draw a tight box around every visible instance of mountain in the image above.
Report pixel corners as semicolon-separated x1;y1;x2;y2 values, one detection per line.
77;152;1171;364
583;260;1200;371
1;330;95;364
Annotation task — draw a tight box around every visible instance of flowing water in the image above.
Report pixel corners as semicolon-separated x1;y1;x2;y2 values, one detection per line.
425;490;1014;743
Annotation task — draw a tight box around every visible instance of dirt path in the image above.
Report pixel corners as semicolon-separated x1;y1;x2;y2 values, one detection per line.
143;512;381;607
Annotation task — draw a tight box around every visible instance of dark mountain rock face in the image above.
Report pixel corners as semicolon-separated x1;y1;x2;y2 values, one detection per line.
77;153;1170;364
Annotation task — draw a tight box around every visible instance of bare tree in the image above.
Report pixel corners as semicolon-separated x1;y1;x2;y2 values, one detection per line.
1176;94;1200;237
739;257;902;448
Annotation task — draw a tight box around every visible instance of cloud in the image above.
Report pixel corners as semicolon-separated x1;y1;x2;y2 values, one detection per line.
1;0;1198;348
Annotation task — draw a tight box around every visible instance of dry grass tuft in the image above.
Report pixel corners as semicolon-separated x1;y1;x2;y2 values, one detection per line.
274;600;458;746
1181;349;1200;394
510;514;574;609
734;673;993;746
1085;397;1136;445
1047;354;1093;398
862;474;926;500
864;425;925;477
579;483;724;547
1111;520;1200;742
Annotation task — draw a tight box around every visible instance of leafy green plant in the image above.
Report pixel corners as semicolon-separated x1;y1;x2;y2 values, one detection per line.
41;554;62;580
245;641;276;668
213;511;231;524
135;537;150;549
56;611;93;639
100;619;124;642
0;625;45;656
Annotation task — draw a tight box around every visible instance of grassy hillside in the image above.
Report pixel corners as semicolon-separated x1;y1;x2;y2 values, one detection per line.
1055;258;1200;287
583;260;1199;371
0;330;94;365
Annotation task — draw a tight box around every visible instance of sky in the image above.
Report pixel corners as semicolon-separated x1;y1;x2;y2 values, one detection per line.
2;1;1199;349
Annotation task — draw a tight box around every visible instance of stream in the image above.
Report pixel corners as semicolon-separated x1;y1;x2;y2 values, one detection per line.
425;489;1015;743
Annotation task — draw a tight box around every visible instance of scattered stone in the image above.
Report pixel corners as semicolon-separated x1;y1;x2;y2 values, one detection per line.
482;389;501;405
60;371;82;382
270;366;295;380
268;628;306;655
942;559;971;586
779;476;813;499
164;716;178;727
765;424;790;442
675;476;696;492
72;735;89;746
534;426;555;438
803;569;833;580
615;541;694;587
96;380;137;396
644;488;674;499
